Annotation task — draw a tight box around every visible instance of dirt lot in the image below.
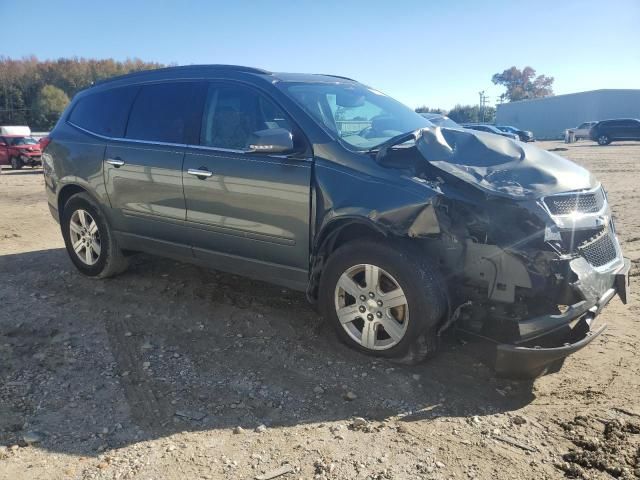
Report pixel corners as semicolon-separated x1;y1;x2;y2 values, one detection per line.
1;141;639;480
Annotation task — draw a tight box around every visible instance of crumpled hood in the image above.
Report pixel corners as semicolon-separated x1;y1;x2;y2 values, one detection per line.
416;128;596;199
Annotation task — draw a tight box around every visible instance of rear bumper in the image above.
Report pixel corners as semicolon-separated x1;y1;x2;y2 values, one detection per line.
494;258;630;378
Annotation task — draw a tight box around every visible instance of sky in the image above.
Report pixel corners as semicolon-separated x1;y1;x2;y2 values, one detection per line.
1;0;639;110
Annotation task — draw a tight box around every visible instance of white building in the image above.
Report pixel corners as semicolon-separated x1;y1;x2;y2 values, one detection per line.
496;89;640;140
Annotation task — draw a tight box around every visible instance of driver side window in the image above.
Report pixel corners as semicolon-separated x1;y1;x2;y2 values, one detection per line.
200;84;292;150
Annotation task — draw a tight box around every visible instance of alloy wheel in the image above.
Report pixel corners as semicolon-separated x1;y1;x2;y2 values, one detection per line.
334;264;409;350
69;209;101;266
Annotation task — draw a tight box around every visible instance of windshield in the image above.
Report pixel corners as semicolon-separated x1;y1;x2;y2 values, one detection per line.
428;116;461;129
279;82;430;150
8;136;38;146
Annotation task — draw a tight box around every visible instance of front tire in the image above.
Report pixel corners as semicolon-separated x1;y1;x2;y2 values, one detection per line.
597;134;611;145
319;240;447;364
10;157;23;170
61;193;128;278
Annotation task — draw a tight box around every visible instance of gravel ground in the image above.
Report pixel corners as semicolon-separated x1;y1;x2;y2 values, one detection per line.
0;140;639;480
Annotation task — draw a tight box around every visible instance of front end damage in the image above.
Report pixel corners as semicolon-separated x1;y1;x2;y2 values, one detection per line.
313;127;631;378
408;128;631;377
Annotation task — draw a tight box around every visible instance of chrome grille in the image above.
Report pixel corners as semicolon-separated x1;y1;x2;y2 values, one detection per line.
544;189;604;215
578;230;617;267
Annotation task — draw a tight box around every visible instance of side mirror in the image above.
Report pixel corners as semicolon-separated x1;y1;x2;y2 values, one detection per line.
248;128;294;154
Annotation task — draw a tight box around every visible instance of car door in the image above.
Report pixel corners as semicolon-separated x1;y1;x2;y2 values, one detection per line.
607;120;626;140
620;119;640;140
182;82;312;289
103;81;206;251
576;123;589;138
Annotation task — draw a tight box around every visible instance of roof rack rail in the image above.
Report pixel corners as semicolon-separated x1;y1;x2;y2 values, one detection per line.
316;73;357;82
92;64;271;86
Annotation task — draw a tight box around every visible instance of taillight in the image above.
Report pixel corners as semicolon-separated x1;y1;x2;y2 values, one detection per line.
40;136;51;151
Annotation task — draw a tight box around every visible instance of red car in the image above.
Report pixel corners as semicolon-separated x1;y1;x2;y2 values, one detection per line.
0;135;43;169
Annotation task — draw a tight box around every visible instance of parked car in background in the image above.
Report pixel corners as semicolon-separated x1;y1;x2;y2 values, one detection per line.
419;113;462;129
0;134;43;169
589;119;640;145
461;123;518;140
566;121;597;141
43;65;630;378
495;125;534;142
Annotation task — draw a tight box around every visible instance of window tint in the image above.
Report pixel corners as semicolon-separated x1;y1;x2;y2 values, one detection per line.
200;84;292;150
69;86;138;137
126;82;203;144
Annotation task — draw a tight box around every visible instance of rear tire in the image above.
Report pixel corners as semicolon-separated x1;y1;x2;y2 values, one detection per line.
61;193;128;278
319;239;447;365
10;157;23;170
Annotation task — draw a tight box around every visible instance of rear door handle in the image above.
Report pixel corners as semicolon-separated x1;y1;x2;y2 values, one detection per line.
187;168;213;179
106;158;125;167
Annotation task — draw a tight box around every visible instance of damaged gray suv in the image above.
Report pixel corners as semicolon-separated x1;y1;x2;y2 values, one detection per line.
43;65;631;377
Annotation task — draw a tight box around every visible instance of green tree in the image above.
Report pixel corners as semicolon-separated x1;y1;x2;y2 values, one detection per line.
0;84;28;125
492;66;554;102
447;104;495;124
32;85;70;130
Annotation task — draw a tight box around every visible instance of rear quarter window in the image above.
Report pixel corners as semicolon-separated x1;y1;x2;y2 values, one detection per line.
68;86;139;137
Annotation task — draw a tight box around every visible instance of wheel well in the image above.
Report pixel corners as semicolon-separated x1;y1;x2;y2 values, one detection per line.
307;220;387;303
57;184;88;216
329;222;386;254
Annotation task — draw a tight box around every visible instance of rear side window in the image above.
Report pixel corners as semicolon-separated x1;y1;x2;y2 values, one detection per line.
125;82;204;144
69;86;139;137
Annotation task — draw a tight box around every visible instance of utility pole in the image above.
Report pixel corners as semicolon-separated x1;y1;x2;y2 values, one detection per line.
478;90;488;123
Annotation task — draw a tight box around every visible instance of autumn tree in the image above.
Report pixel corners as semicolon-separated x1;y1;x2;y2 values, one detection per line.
0;56;163;129
492;66;554;102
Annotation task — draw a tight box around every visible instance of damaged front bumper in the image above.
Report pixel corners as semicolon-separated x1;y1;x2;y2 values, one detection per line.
494;258;630;378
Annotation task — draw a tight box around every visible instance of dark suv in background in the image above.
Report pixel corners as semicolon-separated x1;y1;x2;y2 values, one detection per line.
42;65;630;377
590;118;640;145
495;125;534;142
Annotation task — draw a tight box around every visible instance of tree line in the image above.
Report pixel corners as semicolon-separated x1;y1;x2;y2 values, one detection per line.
0;56;163;130
0;58;554;130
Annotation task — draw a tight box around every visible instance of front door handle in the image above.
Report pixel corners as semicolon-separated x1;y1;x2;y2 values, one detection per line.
187;168;213;179
106;158;125;167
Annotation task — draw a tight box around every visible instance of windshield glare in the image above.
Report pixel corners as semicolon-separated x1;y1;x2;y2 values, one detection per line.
9;136;38;145
280;82;431;150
